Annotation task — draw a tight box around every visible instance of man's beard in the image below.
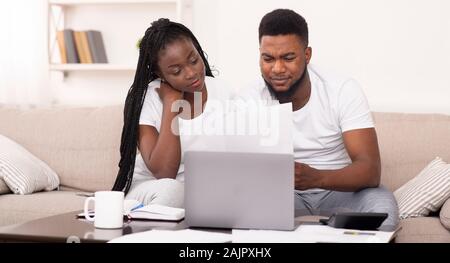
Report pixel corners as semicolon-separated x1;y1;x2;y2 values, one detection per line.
264;63;308;102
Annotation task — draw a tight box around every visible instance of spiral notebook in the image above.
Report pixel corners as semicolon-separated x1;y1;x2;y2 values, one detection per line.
77;200;185;222
128;204;185;221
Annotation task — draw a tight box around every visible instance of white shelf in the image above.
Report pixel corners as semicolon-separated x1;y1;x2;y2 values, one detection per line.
49;0;179;5
50;63;136;71
47;0;192;79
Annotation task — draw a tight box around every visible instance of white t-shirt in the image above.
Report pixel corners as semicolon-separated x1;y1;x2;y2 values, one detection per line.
240;64;374;171
133;76;233;184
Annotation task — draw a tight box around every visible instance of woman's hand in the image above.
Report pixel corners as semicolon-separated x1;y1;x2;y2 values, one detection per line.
155;80;182;103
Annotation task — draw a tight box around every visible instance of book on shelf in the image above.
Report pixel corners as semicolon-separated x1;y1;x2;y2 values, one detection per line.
79;31;93;63
86;30;108;63
73;31;93;64
56;30;67;64
73;31;87;63
62;29;79;63
56;29;108;64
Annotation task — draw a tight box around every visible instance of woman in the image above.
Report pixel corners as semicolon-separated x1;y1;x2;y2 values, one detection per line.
112;18;230;208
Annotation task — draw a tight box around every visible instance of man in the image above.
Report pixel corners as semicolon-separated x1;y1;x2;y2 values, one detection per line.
245;9;399;230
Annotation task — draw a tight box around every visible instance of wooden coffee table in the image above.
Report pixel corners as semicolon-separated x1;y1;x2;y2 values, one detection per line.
0;211;186;243
0;211;326;243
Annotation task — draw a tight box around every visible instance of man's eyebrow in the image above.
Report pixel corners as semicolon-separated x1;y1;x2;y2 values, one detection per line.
261;52;296;58
261;53;274;57
282;52;296;57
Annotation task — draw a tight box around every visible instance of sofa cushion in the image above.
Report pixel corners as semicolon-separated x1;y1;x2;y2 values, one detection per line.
440;198;450;230
0;105;123;192
0;190;87;227
396;216;450;243
0;134;59;194
394;157;450;219
0;179;11;194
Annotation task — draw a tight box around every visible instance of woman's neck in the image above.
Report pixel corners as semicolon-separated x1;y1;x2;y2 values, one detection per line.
183;84;208;119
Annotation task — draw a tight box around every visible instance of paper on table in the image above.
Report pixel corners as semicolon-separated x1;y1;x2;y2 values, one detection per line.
108;229;232;243
232;224;396;243
180;102;293;154
232;227;310;243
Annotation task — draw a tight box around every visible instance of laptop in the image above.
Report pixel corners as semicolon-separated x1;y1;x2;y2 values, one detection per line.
184;151;294;230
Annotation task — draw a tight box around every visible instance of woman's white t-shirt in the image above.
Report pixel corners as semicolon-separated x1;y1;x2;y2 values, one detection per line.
133;76;233;185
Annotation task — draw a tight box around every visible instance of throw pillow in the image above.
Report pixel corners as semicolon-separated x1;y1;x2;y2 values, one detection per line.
440;199;450;230
0;134;59;194
394;157;450;219
0;178;11;194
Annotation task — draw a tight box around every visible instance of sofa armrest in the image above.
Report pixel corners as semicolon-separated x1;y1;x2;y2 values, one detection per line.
440;198;450;230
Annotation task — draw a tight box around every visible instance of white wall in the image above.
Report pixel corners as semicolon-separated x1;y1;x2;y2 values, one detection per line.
0;1;50;107
48;2;180;106
192;0;450;114
7;0;446;113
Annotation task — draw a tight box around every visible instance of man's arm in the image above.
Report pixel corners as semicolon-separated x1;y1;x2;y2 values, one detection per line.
295;128;381;192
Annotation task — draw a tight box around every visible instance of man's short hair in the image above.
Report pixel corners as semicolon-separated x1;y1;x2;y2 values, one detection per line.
258;9;309;46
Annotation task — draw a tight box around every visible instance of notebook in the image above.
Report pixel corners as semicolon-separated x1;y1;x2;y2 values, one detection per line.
128;204;185;221
77;199;185;221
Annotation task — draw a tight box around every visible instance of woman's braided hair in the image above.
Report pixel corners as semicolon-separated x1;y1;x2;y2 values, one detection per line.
112;18;213;194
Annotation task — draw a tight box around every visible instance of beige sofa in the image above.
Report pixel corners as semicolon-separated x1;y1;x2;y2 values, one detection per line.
0;105;449;242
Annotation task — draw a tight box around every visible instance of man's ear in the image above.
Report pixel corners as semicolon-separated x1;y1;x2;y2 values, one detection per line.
305;47;312;64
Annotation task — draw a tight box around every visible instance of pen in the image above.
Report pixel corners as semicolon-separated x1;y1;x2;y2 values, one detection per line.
131;204;144;211
343;231;376;236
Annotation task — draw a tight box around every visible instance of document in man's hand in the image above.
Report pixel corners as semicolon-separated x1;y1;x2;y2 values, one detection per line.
128;204;185;221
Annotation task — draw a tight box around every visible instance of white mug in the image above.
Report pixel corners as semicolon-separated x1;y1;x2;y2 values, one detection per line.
84;228;124;240
84;191;124;229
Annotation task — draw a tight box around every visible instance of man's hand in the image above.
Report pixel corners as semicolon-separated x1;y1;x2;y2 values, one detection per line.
294;162;322;190
155;81;183;103
294;128;381;192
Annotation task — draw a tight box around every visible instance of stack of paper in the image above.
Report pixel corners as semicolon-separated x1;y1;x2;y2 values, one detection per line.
232;224;397;243
108;229;232;243
180;102;294;154
108;224;396;243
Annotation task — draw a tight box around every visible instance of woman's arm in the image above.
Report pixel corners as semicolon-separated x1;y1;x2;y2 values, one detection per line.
138;84;183;179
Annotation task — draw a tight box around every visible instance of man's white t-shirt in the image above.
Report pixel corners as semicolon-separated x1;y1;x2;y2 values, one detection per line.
133;76;233;185
241;64;374;174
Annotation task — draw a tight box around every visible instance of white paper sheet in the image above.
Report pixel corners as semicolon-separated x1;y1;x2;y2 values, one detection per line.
180;102;293;154
232;224;396;243
108;229;232;243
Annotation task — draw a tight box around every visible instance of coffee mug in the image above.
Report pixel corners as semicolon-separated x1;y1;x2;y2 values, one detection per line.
84;228;124;241
83;191;124;229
